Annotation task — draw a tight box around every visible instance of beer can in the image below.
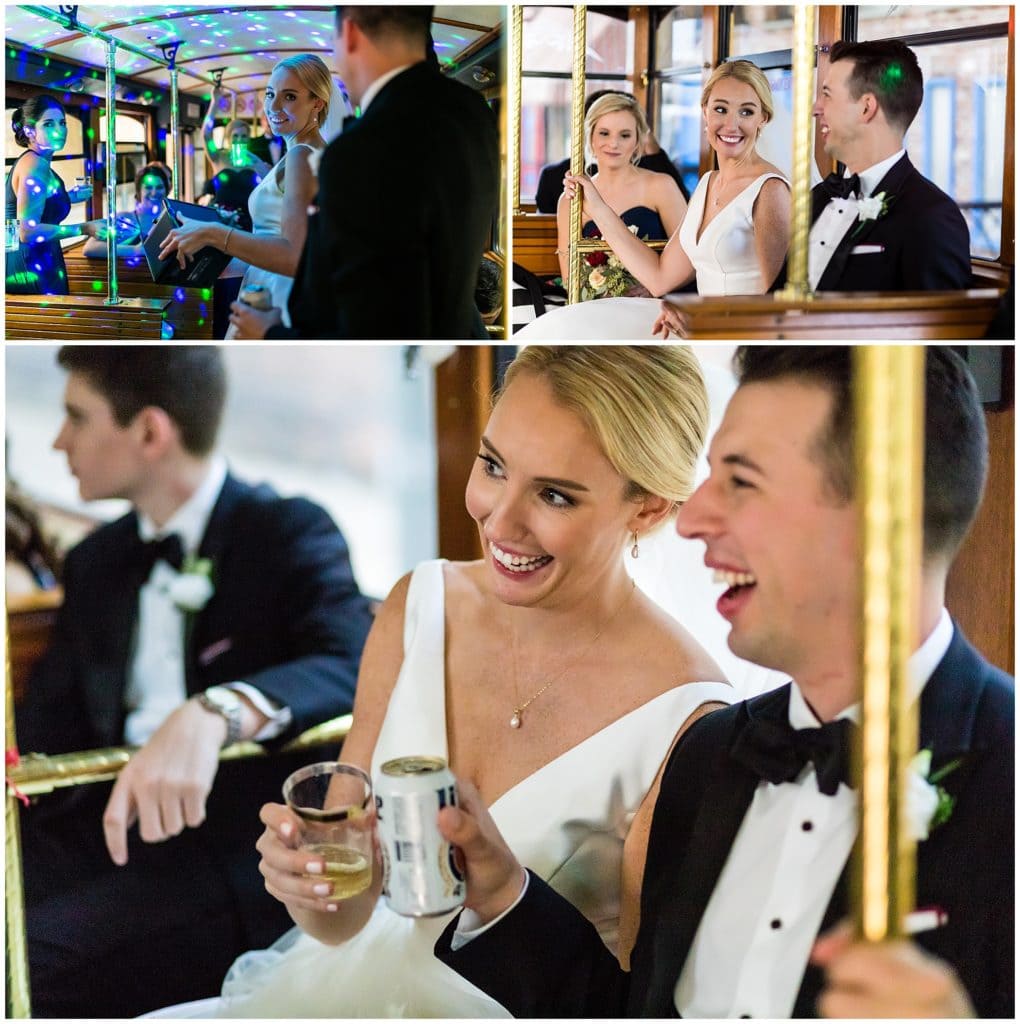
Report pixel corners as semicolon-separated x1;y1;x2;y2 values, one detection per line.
239;283;273;310
374;756;465;917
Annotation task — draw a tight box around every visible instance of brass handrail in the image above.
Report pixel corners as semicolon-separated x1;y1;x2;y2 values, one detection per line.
7;715;353;798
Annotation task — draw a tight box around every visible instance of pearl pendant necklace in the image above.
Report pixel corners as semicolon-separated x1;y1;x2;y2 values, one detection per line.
506;580;636;730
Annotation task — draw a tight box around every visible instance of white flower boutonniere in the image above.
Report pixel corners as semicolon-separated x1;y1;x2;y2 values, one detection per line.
851;191;893;239
906;748;961;841
169;555;215;613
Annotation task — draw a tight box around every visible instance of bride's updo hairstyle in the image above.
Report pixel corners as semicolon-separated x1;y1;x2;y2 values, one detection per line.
274;54;335;126
12;94;63;148
584;93;650;167
500;346;708;518
701;60;775;125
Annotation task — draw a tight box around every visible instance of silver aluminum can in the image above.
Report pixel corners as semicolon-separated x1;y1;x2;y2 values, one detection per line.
239;283;273;310
374;755;465;917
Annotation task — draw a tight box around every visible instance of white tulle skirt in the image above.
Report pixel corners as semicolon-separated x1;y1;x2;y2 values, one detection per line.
149;898;511;1018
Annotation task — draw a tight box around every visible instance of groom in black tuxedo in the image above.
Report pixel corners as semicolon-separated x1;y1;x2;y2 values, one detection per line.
806;39;971;292
231;6;500;340
16;347;374;1017
434;347;1013;1018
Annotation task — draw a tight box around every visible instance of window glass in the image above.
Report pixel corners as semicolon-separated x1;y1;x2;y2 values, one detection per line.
4;346;439;600
522;7;632;76
857;5;1008;38
656;74;705;195
653;7;703;70
520;75;628;203
729;5;794;56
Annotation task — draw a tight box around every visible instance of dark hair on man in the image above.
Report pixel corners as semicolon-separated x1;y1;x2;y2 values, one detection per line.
11;94;64;148
733;346;988;563
133;161;171;201
56;346;226;456
334;6;433;48
829;39;924;134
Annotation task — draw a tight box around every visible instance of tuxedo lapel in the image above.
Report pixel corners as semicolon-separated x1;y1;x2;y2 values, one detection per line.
184;474;246;694
646;687;792;1012
82;514;146;744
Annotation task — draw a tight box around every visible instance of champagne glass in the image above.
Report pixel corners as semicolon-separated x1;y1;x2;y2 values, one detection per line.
282;762;374;898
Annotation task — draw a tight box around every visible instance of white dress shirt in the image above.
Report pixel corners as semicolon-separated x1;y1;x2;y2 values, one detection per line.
674;608;953;1017
358;63;413;114
808;149;905;289
123;457;289;745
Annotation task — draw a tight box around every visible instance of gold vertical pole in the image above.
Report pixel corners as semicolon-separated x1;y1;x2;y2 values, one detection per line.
567;5;587;305
5;615;32;1018
777;4;816;301
511;5;523;216
851;346;924;941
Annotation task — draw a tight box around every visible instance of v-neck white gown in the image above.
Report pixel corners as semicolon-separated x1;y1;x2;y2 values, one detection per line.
160;559;732;1018
517;171;789;341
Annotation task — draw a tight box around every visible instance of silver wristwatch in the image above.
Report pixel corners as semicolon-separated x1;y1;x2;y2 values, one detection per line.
196;686;244;746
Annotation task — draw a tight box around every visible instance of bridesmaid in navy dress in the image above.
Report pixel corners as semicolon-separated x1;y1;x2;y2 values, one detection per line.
556;93;686;298
5;95;104;295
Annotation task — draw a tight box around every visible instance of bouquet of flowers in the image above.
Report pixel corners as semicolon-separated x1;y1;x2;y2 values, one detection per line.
580;224;653;301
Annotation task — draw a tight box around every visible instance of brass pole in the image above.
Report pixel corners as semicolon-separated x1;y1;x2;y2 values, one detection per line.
567;5;587;304
103;37;120;307
511;5;523;215
777;5;816;301
851;346;924;940
169;66;181;200
5;616;32;1019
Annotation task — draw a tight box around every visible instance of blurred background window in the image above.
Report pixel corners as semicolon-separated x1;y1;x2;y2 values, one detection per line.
5;346;439;600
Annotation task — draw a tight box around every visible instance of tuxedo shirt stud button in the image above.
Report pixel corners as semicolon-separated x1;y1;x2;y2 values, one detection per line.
801;820;813;831
770;918;782;930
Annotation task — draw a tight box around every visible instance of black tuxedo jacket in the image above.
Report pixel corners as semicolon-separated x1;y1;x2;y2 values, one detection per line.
266;61;500;340
772;154;972;293
437;626;1014;1018
17;473;374;1001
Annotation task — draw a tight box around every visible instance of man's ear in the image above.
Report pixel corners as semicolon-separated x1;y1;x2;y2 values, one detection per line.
858;92;881;124
628;493;676;538
134;406;181;460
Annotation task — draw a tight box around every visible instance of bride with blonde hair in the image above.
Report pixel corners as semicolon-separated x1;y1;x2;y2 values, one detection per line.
159;53;350;335
527;60;791;339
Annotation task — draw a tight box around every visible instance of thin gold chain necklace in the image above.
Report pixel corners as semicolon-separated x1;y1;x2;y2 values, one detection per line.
508;580;636;730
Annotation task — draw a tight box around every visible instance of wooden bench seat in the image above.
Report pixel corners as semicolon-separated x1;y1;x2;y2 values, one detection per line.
5;293;171;340
673;288;1003;340
62;242;217;340
513;212;559;277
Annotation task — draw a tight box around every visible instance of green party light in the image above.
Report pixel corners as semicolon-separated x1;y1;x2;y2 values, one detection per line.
87;128;95;139
881;63;905;88
91;279;103;291
201;288;212;300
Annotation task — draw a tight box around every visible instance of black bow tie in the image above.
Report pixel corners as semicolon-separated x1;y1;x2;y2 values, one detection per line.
133;533;184;578
730;713;856;796
822;171;861;200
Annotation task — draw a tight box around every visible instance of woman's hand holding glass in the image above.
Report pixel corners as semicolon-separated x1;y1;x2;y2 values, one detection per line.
258;762;378;914
67;182;92;204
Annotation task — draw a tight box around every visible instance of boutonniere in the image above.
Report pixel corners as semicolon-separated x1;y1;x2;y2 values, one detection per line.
169;555;215;613
905;748;962;840
851;191;893;238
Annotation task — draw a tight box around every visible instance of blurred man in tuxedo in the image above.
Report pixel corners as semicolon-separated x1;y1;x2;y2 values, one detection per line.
434;346;1013;1018
230;6;500;340
17;346;374;1016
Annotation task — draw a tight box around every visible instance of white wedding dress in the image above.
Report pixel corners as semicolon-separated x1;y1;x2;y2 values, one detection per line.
152;559;733;1018
224;143;319;338
518;171;789;340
